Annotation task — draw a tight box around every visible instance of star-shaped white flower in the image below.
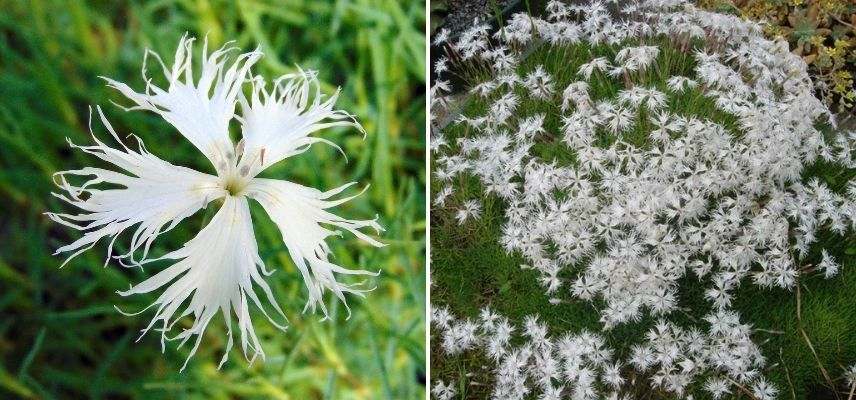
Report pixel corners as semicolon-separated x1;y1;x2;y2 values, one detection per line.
47;35;384;370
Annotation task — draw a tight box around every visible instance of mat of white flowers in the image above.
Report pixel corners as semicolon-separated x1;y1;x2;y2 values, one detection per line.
47;35;383;370
430;1;854;399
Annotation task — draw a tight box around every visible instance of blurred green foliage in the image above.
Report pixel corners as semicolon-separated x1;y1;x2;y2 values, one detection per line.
0;0;425;399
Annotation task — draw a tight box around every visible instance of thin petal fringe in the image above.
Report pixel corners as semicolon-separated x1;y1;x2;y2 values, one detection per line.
247;178;384;321
236;68;364;178
119;197;288;372
49;106;223;268
102;34;261;175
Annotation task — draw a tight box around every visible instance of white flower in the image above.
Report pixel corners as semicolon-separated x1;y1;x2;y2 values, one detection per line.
614;45;659;72
578;57;610;80
602;362;624;388
751;378;778;400
666;76;697;92
538;385;563;400
434;186;454;207
818;249;839;278
844;364;856;387
431;379;457;400
433;28;450;46
523;65;555;100
455;199;483;224
48;35;383;370
561;81;590;112
703;378;731;400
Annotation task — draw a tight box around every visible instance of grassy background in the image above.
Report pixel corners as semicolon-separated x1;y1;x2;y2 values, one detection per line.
431;38;856;399
0;0;425;399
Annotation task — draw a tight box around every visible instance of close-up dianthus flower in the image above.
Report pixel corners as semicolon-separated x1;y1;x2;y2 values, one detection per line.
46;35;383;370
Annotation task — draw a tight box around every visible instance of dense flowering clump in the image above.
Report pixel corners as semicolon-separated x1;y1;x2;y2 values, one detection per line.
431;0;854;398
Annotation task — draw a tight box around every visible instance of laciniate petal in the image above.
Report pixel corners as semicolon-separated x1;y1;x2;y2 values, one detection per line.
235;69;363;178
246;178;384;318
118;196;287;371
102;34;261;175
47;107;224;267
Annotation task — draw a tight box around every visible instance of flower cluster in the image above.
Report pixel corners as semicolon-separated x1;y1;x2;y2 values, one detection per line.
432;306;771;399
431;0;854;397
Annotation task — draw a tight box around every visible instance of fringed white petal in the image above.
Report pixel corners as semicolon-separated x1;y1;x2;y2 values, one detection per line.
119;196;287;371
235;69;364;178
102;34;261;174
47;107;224;267
246;178;384;319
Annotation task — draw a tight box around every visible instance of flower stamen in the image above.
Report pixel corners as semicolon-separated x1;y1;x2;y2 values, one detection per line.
223;176;247;196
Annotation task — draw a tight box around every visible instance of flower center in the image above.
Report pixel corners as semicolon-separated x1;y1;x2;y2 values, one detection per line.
223;176;247;196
